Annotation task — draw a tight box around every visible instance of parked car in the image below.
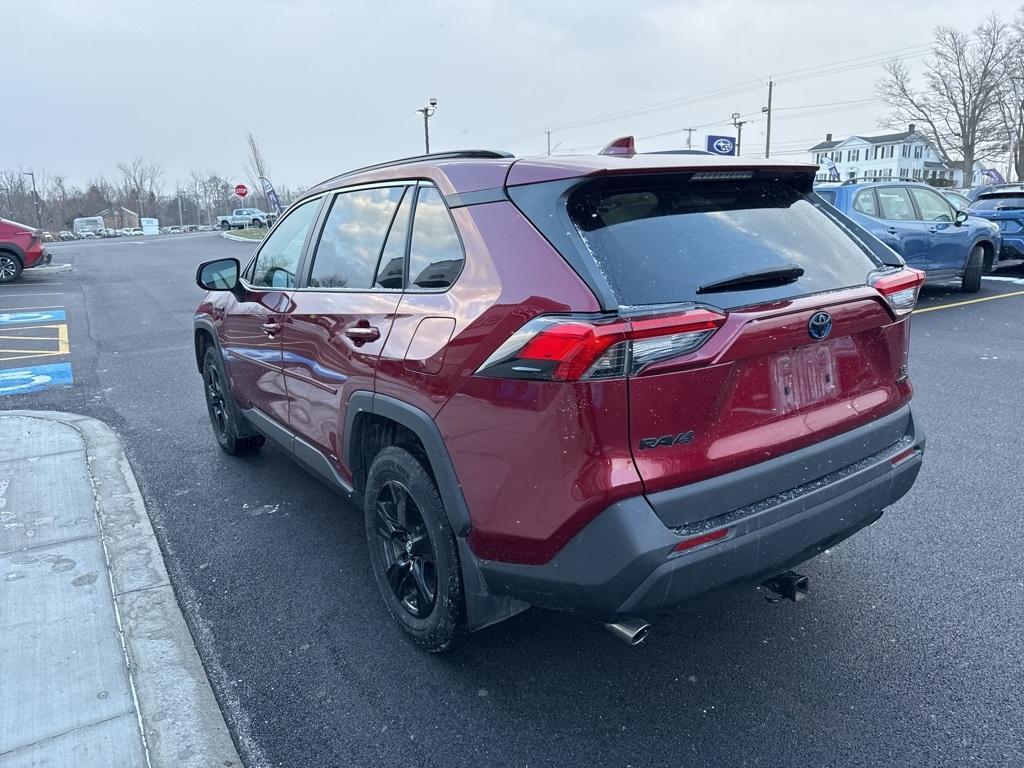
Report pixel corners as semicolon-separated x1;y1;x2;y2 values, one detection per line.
58;230;78;241
815;180;1000;291
194;146;926;651
941;189;972;211
217;208;270;230
968;184;1024;261
0;217;52;282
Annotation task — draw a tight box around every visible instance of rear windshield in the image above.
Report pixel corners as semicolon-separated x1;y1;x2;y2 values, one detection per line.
971;194;1024;211
559;177;881;308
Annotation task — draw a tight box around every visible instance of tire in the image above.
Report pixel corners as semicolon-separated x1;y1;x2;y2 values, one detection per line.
0;252;23;283
250;218;262;228
220;221;230;230
961;245;984;293
364;446;464;652
201;347;264;455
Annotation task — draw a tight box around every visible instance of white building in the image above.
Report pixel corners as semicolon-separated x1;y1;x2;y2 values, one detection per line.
809;125;960;185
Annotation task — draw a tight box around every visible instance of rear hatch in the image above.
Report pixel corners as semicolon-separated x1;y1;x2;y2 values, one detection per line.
970;192;1024;240
508;168;916;499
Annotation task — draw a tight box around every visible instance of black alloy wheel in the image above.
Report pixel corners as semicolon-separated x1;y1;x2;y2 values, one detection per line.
373;479;438;618
364;446;464;651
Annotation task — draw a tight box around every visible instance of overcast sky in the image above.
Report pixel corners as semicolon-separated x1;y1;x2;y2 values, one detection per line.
6;0;1022;190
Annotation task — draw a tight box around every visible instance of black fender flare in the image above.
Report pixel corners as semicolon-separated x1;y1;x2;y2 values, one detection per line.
193;316;222;373
344;391;527;630
344;391;471;535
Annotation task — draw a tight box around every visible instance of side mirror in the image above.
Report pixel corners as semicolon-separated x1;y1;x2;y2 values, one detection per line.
196;258;240;291
954;209;969;226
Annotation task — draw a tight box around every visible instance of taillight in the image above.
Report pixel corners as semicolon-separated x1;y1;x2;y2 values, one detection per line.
870;268;925;316
475;309;725;382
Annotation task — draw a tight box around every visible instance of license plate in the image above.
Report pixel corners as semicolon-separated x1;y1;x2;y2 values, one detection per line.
771;344;839;414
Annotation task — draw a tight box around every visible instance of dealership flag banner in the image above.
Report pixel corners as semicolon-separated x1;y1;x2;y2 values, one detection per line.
260;176;284;214
821;157;841;181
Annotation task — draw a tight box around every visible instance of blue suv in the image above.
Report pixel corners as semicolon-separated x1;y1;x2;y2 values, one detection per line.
967;185;1024;262
816;180;1000;292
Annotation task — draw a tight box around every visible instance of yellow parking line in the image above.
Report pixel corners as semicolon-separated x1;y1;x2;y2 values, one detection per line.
914;289;1024;314
58;323;69;354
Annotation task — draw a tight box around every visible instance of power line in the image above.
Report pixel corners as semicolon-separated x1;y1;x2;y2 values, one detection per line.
492;42;933;148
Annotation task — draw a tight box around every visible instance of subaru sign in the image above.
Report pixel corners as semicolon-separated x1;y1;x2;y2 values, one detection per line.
706;135;736;156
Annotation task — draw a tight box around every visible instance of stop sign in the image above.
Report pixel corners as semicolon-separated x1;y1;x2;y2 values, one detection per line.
234;184;248;198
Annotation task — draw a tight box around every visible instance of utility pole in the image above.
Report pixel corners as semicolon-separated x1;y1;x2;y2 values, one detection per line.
684;127;695;150
415;98;438;154
22;172;42;229
547;129;552;156
177;188;184;227
731;113;749;156
762;79;774;158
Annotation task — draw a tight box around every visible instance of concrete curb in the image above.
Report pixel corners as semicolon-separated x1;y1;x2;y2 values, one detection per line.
219;231;264;244
24;264;73;276
4;410;242;768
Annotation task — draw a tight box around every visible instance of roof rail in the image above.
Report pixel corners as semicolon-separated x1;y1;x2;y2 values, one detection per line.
839;176;921;185
314;150;514;188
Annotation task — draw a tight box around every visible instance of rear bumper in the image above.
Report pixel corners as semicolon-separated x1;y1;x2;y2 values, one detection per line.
478;407;924;619
24;247;50;268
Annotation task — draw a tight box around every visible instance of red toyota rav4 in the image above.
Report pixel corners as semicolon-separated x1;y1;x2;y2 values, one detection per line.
0;218;51;282
194;142;925;651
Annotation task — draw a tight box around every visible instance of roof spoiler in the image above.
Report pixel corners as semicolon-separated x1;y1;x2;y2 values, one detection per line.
599;136;637;157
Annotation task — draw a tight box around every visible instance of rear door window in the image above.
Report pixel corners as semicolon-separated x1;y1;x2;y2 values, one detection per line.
562;176;881;309
875;187;916;221
307;186;404;289
853;189;879;217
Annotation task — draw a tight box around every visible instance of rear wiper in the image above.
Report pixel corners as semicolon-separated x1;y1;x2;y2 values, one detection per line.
697;265;805;294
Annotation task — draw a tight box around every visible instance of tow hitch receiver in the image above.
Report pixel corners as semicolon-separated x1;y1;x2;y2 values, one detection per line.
762;571;809;602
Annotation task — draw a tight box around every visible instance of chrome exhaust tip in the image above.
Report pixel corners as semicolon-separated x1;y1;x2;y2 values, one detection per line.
604;618;651;646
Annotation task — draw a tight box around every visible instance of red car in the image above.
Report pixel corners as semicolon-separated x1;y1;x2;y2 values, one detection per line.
0;218;51;282
194;142;925;651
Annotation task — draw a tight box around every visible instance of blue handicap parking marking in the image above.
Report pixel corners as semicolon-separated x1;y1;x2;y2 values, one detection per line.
0;362;74;395
0;310;67;326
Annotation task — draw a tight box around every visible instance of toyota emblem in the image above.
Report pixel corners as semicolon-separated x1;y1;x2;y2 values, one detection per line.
808;312;832;340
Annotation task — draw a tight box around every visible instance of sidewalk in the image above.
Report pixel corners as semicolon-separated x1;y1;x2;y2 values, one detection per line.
0;411;241;768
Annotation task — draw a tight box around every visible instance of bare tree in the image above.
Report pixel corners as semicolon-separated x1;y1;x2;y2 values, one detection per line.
116;157;164;217
243;133;271;211
995;11;1024;181
877;15;1006;186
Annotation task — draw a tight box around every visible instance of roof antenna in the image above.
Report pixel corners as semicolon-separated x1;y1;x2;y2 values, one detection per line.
599;136;636;157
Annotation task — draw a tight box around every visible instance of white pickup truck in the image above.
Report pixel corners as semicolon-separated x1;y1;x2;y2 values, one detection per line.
217;208;271;230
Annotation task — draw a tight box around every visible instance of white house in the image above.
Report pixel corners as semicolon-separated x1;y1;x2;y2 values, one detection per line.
809;125;960;185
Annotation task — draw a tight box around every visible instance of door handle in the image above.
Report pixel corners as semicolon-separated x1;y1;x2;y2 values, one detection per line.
260;321;282;338
886;227;899;235
344;325;381;345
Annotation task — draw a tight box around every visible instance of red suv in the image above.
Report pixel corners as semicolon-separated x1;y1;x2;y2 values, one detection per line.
194;143;925;651
0;218;51;282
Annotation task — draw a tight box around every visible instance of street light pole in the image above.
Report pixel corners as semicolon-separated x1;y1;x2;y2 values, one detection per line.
22;172;42;229
762;79;774;158
731;113;749;156
415;98;438;154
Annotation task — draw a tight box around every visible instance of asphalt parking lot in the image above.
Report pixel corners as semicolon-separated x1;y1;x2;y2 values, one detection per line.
3;234;1022;768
